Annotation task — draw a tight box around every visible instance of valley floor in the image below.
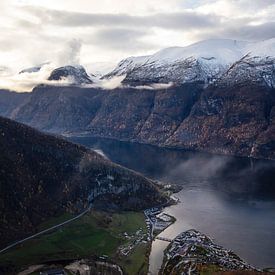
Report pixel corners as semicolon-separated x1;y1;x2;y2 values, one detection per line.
0;210;149;275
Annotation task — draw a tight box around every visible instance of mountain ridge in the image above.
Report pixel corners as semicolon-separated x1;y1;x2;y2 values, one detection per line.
0;38;274;160
103;38;275;86
0;115;165;248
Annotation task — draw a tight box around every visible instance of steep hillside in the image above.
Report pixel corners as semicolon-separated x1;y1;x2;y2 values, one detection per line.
7;81;274;160
0;38;274;160
11;85;103;132
166;82;275;159
10;83;202;141
0;90;30;117
0;116;165;248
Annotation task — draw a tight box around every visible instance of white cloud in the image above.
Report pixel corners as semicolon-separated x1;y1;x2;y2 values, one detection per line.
0;0;274;92
57;39;82;66
135;82;174;90
98;75;126;89
0;63;74;92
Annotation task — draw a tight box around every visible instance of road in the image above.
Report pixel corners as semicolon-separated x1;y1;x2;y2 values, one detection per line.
0;206;91;254
144;211;154;239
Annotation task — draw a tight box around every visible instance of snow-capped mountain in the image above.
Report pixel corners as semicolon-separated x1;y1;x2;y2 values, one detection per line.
104;38;275;86
19;62;49;74
216;55;275;89
48;65;94;84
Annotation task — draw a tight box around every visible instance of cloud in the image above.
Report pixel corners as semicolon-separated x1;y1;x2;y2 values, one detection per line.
0;37;86;92
135;82;174;90
0;63;73;92
0;0;275;86
98;75;126;90
22;6;219;30
196;0;275;18
162;154;231;183
90;28;152;50
193;21;275;42
57;39;82;66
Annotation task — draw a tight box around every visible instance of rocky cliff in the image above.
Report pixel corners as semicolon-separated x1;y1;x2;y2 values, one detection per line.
6;80;274;160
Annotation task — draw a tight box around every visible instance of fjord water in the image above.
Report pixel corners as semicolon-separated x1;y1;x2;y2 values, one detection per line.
70;137;275;271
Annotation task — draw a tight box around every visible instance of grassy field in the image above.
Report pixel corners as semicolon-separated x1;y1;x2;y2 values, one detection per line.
0;211;148;274
117;243;149;275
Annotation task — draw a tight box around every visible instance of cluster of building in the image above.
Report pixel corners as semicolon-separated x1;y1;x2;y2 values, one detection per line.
117;207;174;258
144;207;174;240
117;228;148;257
163;229;254;274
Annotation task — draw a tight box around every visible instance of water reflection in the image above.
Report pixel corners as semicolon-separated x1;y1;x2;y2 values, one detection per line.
69;137;275;271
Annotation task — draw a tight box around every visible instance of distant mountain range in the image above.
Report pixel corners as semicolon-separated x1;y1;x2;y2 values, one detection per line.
0;38;274;160
0;116;165;248
104;38;275;87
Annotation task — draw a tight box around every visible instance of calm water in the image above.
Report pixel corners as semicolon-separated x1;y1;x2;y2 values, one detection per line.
69;136;275;272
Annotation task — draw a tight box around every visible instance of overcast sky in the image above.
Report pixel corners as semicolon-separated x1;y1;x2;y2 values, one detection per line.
1;0;275;72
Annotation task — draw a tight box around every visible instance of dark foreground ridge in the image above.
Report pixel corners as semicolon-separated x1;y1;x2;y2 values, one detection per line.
0;116;166;249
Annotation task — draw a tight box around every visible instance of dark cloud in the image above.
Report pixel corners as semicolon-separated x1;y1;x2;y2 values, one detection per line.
88;28;152;50
22;6;220;30
195;21;275;42
228;22;275;41
1;1;274;72
231;0;275;10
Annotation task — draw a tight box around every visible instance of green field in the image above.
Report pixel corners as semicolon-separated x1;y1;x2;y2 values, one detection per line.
118;243;149;275
0;211;149;275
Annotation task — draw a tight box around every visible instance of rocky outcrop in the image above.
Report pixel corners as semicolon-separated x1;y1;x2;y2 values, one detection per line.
0;116;165;248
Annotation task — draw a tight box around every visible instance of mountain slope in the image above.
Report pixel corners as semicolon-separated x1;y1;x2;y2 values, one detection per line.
0;116;165;248
0;38;275;160
0;90;30;117
103;38;275;86
48;65;93;84
11;85;103;132
165;82;275;159
7;78;274;160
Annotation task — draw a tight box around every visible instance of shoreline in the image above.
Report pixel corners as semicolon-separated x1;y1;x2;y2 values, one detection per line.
145;195;179;275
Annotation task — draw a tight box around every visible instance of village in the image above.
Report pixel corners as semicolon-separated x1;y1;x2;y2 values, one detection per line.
162;229;255;274
117;207;175;257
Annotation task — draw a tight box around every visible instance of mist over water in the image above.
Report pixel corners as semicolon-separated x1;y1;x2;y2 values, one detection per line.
69;136;275;270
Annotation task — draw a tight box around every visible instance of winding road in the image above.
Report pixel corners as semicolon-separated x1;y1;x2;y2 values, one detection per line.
0;206;91;254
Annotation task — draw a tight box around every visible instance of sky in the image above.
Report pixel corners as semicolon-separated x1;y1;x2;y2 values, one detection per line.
0;0;275;83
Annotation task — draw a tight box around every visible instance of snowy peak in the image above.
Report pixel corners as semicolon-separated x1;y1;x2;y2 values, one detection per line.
48;65;93;85
215;55;275;88
104;38;275;86
19;62;49;74
148;39;247;65
247;38;275;57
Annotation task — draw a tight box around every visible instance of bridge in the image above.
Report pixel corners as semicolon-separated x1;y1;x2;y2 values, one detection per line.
155;236;172;242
